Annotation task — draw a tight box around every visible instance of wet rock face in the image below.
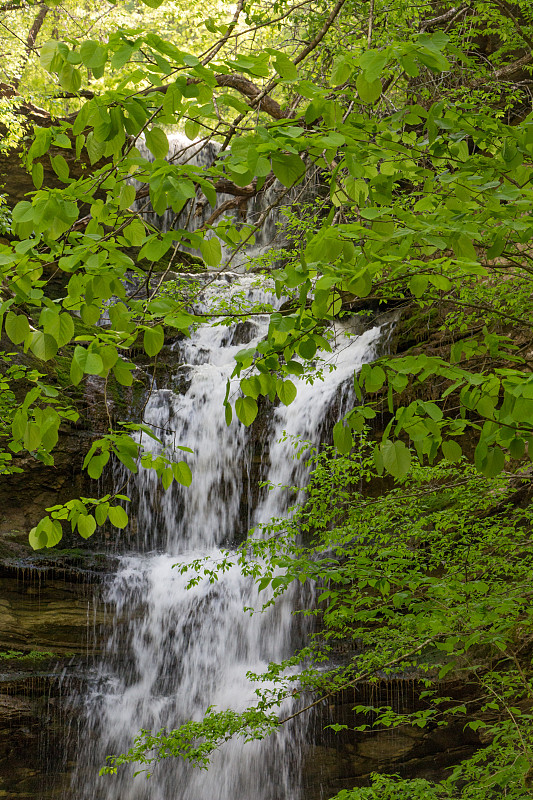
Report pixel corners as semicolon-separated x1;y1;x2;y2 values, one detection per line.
0;571;106;654
0;680;80;800
302;682;483;799
0;421;95;546
0;562;114;799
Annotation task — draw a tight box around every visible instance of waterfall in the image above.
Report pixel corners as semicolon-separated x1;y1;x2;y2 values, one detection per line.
65;275;383;799
132;133;314;265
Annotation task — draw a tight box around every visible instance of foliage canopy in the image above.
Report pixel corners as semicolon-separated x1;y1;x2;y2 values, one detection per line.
1;0;533;796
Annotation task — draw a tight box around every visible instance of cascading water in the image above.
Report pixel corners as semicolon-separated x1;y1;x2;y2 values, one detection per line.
133;133;312;265
65;274;384;799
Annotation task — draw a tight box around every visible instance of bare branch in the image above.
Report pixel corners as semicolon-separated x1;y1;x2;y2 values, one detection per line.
294;0;348;65
367;0;375;47
13;3;49;90
200;0;246;66
221;0;349;149
489;0;533;51
214;74;284;119
420;5;468;32
472;51;533;86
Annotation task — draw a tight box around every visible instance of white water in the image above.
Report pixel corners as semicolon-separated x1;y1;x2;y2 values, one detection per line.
133;133;312;266
67;275;383;800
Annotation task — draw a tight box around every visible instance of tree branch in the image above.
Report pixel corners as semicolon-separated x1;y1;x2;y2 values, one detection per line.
140;73;285;119
200;0;246;66
367;0;375;47
420;5;468;32
489;0;533;51
0;83;54;128
214;74;284;118
221;0;349;149
471;51;533;87
0;0;28;11
293;0;348;65
13;3;49;90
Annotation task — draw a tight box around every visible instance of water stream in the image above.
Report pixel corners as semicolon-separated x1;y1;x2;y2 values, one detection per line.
65;265;383;798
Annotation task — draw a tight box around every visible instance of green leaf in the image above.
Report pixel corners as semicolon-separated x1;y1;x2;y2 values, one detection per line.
409;274;428;298
23;422;41;451
95;502;110;525
298;338;317;359
77;514;97;539
73;345;104;377
271;153;306;187
172;461;192;487
40;409;60;452
40;40;60;71
32;162;44;189
273;53;297;81
509;438;525;459
5;312;30;344
113;358;135;386
235;396;258;426
331;54;353;85
162;467;173;490
143;325;165;357
359;49;388;82
276;379;297;406
108;505;129;528
380;440;411;479
59;62;81;93
441;439;462;463
40;309;74;347
12;409;27;442
199;236;222;267
46;518;63;547
224;401;232;426
80;40;108;69
453;235;477;260
347;270;372;297
124;219;146;246
487;234;506;260
28;332;58;361
87;451;110;479
356;74;382;104
145;127;169;160
12;200;34;225
29;516;63;550
29;526;47;550
502;138;518;163
85;132;106;165
50;154;70;182
240;376;261;399
185;119;200;140
479;445;505;478
118;184;136;210
365;365;386;393
139;235;172;262
333;421;353;454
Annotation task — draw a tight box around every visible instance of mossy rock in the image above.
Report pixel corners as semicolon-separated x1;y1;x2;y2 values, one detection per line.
129;246;207;274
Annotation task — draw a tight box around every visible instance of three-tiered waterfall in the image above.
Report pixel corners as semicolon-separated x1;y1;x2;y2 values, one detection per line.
63;138;385;798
